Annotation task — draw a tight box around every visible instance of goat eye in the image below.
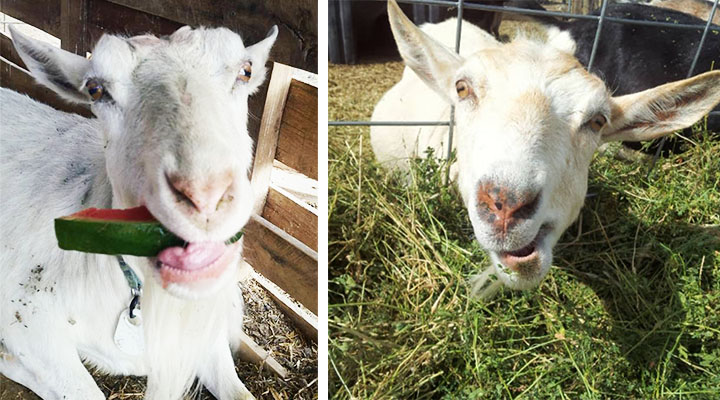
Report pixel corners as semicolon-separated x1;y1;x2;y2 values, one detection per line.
588;114;607;132
86;80;104;101
237;62;252;83
456;80;471;99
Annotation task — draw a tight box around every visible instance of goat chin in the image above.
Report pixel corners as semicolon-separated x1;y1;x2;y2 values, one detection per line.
141;267;246;398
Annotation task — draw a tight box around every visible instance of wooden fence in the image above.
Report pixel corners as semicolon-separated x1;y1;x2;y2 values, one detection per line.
0;0;319;343
1;0;317;142
246;63;319;341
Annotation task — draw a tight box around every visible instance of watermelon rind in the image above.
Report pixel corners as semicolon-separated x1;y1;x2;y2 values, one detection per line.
55;212;243;257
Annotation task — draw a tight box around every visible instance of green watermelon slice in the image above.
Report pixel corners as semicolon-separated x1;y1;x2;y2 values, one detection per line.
54;206;243;257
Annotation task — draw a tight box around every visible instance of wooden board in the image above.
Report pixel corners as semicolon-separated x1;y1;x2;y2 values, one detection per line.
0;60;93;117
261;187;318;251
251;63;293;215
252;268;318;342
0;32;25;69
86;0;181;45
235;330;288;378
275;80;318;180
0;0;61;37
60;0;88;53
105;0;317;73
242;215;318;314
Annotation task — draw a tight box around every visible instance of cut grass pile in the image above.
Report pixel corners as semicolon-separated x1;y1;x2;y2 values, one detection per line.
329;60;720;399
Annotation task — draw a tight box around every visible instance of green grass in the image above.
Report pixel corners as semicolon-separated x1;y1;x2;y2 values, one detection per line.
328;63;720;399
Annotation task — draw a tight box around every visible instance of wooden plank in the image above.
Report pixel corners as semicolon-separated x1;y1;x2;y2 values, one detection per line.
86;0;181;46
251;62;293;215
0;0;61;37
0;60;93;117
242;215;317;314
105;0;317;36
0;32;25;69
275;79;318;180
261;187;317;251
235;331;288;378
328;0;342;63
104;0;317;73
60;0;88;54
338;0;356;64
251;268;318;342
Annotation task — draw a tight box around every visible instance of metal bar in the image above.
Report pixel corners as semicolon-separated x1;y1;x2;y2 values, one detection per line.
454;0;463;53
329;121;452;126
587;0;609;72
571;15;713;31
329;113;720;127
396;0;473;7
687;0;719;77
446;0;463;180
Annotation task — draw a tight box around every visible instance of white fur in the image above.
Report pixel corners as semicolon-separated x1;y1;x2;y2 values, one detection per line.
374;1;720;299
1;25;277;399
371;18;499;179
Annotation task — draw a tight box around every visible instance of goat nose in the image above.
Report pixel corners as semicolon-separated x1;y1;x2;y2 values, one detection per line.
476;182;540;233
168;171;233;215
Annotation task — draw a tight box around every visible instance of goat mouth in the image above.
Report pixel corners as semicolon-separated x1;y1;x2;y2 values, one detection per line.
498;224;551;272
155;241;239;286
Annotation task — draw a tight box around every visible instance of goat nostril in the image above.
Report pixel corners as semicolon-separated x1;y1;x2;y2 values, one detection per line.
167;174;195;209
513;194;540;220
167;172;234;215
494;202;503;211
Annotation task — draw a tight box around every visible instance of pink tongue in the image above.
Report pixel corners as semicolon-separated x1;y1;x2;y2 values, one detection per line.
158;242;226;271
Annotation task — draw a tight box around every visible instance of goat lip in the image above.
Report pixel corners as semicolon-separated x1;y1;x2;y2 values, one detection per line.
500;244;538;264
156;242;237;285
497;226;550;272
499;248;539;272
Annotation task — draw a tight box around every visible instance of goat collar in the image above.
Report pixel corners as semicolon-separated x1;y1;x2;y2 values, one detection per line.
117;256;142;318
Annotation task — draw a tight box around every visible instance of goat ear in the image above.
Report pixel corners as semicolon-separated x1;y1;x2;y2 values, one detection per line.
244;25;279;94
603;71;720;143
387;0;462;103
10;26;91;104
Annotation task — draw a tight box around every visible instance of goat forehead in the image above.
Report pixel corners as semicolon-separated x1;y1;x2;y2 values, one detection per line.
91;28;247;81
160;28;247;68
129;51;235;101
460;47;609;121
461;40;588;84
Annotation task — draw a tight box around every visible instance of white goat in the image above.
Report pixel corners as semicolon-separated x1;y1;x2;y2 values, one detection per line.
372;0;720;299
0;25;277;399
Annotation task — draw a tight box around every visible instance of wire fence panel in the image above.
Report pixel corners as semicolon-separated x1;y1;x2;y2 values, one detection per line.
329;0;720;166
586;0;608;71
328;121;451;126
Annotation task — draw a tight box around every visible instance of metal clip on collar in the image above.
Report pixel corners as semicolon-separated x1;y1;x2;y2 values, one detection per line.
117;256;143;319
